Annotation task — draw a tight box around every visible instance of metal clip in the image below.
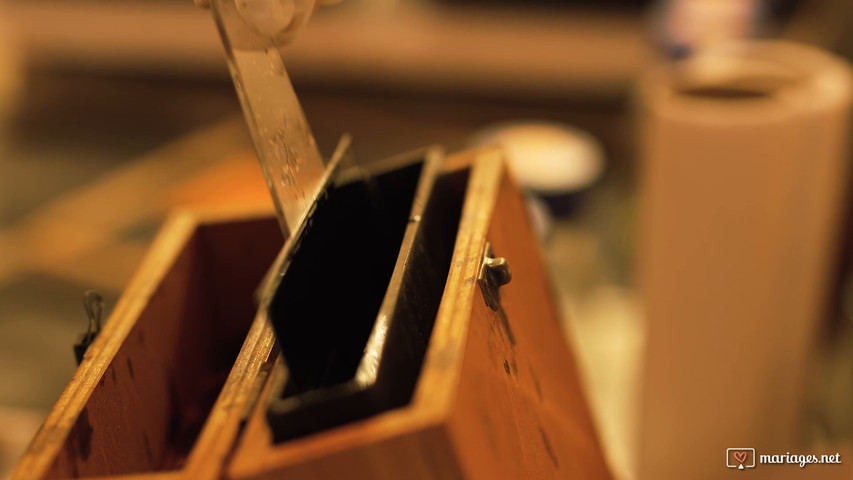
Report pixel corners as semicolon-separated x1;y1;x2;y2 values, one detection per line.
478;243;512;311
74;291;104;365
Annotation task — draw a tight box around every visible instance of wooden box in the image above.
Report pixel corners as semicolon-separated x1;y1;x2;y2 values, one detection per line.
12;147;610;480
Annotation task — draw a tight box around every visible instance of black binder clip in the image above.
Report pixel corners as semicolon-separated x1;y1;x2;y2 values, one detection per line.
74;290;104;365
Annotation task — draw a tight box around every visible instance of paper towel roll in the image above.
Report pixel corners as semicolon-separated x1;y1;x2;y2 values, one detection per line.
636;41;852;480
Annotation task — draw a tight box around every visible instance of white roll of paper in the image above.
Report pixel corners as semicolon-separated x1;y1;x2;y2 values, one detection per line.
636;41;853;479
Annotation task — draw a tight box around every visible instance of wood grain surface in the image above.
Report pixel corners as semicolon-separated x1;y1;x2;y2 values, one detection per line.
11;207;282;480
228;147;611;480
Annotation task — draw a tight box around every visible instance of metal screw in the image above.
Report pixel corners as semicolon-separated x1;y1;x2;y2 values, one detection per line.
479;243;512;311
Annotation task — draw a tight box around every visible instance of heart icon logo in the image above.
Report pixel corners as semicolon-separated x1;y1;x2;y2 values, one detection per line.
727;448;755;469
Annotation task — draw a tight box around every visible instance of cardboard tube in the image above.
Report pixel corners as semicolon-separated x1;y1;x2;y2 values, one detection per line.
637;41;852;479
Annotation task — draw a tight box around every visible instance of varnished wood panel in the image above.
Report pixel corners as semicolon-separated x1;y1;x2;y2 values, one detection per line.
447;166;610;480
228;148;611;480
11;207;282;480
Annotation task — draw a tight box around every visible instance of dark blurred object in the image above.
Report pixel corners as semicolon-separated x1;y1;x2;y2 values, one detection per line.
441;0;801;20
444;0;650;8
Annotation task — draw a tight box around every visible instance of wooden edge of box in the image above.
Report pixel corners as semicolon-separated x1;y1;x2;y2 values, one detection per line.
181;313;278;480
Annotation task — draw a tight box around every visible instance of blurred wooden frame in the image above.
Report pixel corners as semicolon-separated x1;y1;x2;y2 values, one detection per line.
4;1;653;100
12;147;610;480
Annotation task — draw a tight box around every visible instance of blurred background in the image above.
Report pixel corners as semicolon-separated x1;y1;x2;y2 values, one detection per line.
1;0;853;478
